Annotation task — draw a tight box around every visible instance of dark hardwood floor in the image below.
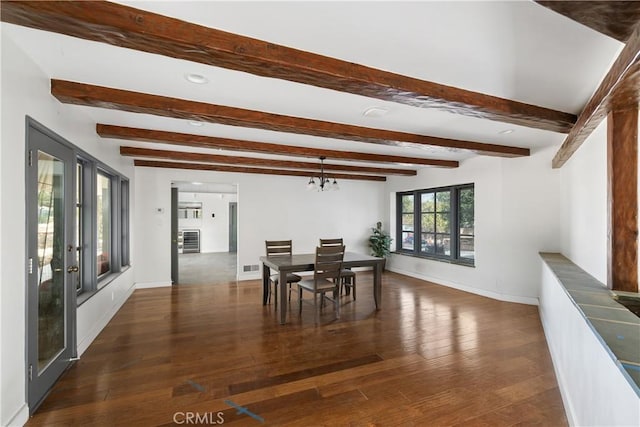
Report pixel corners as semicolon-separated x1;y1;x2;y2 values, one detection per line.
27;272;567;426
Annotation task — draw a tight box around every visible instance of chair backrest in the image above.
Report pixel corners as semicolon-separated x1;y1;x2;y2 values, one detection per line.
314;245;345;284
319;238;343;248
265;240;293;257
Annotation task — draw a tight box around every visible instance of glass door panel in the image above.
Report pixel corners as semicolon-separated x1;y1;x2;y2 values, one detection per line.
36;151;66;372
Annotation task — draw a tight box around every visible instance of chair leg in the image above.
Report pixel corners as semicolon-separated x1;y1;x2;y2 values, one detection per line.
298;286;303;315
341;276;355;300
314;293;319;325
352;276;356;300
343;278;351;296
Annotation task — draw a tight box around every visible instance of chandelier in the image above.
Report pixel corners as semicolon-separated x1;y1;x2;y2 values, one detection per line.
306;156;339;192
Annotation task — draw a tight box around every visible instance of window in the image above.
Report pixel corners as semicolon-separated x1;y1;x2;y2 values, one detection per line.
75;156;130;299
397;184;474;265
458;187;475;261
75;161;84;293
421;190;450;256
121;180;130;267
399;194;414;251
96;171;112;278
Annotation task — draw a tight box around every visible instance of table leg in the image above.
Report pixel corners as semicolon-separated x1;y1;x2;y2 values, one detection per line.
374;261;382;309
262;264;270;305
279;269;288;324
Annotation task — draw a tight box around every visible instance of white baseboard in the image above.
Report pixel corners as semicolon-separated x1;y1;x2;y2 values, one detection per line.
135;280;172;289
77;285;136;356
387;266;539;306
238;272;261;281
5;402;28;427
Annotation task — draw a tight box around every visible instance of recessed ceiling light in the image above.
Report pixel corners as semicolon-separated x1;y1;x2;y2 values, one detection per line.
363;106;389;118
192;182;203;185
185;73;208;84
188;121;204;127
499;129;514;135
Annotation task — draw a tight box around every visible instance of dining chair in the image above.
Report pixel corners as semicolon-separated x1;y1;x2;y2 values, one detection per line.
319;238;357;300
297;245;344;324
265;240;302;308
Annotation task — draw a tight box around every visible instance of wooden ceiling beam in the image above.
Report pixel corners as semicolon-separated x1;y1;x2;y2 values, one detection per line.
133;159;387;182
100;125;457;167
120;146;417;176
607;107;639;292
536;1;640;42
553;23;640;168
54;80;528;158
1;0;575;133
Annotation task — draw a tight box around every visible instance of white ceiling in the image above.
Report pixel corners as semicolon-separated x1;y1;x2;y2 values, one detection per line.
1;1;624;169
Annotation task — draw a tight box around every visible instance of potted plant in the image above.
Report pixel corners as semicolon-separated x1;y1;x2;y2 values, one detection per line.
369;221;393;270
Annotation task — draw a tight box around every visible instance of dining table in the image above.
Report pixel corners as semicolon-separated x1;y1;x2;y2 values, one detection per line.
259;251;385;324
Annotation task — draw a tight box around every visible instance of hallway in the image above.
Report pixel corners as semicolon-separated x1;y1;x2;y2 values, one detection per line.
178;252;237;285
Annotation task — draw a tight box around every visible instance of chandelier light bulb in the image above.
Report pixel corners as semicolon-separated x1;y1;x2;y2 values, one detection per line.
306;177;317;191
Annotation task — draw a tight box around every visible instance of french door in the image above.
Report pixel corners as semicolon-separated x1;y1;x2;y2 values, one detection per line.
26;119;77;412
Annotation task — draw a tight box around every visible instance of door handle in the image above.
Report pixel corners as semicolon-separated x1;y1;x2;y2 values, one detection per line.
67;265;79;273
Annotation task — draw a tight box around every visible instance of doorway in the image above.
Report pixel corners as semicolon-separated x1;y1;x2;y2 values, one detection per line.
170;182;238;285
229;202;237;252
25;119;77;413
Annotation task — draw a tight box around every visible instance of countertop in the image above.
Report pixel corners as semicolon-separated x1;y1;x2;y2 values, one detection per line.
540;252;640;395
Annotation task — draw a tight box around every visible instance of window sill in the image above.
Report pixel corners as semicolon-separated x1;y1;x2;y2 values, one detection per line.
77;265;131;307
392;251;475;268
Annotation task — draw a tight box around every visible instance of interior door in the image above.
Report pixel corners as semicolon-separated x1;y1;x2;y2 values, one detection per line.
26;119;77;412
229;202;237;252
171;187;179;284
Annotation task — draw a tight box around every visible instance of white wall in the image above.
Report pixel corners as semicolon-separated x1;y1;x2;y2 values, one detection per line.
0;28;4;427
559;120;608;283
1;31;135;426
540;263;640;426
384;145;562;304
134;167;385;284
551;113;640;426
178;192;238;253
